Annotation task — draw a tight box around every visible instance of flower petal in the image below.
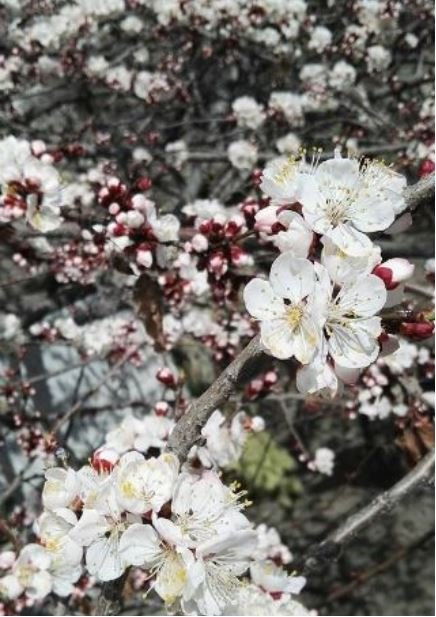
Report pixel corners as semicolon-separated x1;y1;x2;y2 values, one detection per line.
328;317;382;368
119;523;161;568
260;319;295;359
243;279;285;320
269;254;315;302
336;274;387;317
327;223;373;257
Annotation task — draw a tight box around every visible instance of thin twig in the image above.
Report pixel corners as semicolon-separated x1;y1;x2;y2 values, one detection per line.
50;345;142;436
302;449;435;574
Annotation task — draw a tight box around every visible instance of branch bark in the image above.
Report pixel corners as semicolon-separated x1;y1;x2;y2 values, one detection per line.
166;335;263;461
302;449;435;574
404;172;435;211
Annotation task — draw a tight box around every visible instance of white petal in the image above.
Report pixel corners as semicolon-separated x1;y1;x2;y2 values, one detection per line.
118;523;162;568
292;315;320;365
327;223;373;257
243;279;285;320
86;535;124;581
260;319;295;359
269;254;315;302
328;317;382;368
350;193;395;232
336;274;386;317
315;156;360;187
69;509;108;547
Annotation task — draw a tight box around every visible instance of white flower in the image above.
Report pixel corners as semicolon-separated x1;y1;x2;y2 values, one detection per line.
183;530;257;615
133;414;175;452
271;210;314;257
119;522;194;606
269;92;304;126
320;235;381;284
262;151;407;256
0;544;52;600
314;265;386;368
69;505;141;582
311;447;335;475
114;452;179;514
232;97;265;130
366;45;391;72
154;471;251;547
250;560;306;594
276;132;301;155
329;61;357;90
227;140;258;170
254;524;292;564
244;254;321;362
222;584;311;616
197;410;263;468
42;467;80;510
165;139;188;167
36;509;83;596
308;26;332;52
0;136;62;232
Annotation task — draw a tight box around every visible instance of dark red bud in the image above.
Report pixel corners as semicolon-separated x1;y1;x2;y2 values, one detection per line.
400;321;434;340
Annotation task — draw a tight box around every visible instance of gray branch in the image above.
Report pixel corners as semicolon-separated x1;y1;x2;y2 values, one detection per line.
302;448;435;574
166;335;263;461
404;171;435;211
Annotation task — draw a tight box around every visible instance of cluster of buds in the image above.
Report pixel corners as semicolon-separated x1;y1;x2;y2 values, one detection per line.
244;370;279;400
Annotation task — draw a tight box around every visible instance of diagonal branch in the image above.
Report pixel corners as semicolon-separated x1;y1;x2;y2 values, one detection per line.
404;172;435;211
166;335;263;461
302;448;435;574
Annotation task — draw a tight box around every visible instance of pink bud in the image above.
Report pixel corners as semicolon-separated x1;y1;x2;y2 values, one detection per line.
254;205;279;233
373;258;414;290
156;368;177;387
154;401;170;416
400;321;434;340
91;447;119;473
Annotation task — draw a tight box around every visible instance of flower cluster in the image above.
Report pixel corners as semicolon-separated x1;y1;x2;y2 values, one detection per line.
244;151;432;396
0;443;307;616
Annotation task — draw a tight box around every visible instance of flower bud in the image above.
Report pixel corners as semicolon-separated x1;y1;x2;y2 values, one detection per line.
418;159;435;177
154;401;170;416
135;177;152;191
156;368;177;387
373;258;414;290
400;321;434;340
91;447;119;473
254;205;279;233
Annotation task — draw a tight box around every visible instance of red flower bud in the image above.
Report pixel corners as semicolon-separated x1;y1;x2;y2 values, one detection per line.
418;159;435;177
400;321;434;340
372;265;396;289
136;177;152;191
156;368;177;388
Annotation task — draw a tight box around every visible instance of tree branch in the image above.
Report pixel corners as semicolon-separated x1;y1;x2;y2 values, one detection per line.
166;335;263;461
404;172;435;211
302;449;435;574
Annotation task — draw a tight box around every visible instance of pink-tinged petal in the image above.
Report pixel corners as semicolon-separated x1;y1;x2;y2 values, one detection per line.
269;254;315;302
243;279;285;320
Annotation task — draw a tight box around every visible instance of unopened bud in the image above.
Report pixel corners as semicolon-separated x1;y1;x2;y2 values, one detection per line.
400;321;434;340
